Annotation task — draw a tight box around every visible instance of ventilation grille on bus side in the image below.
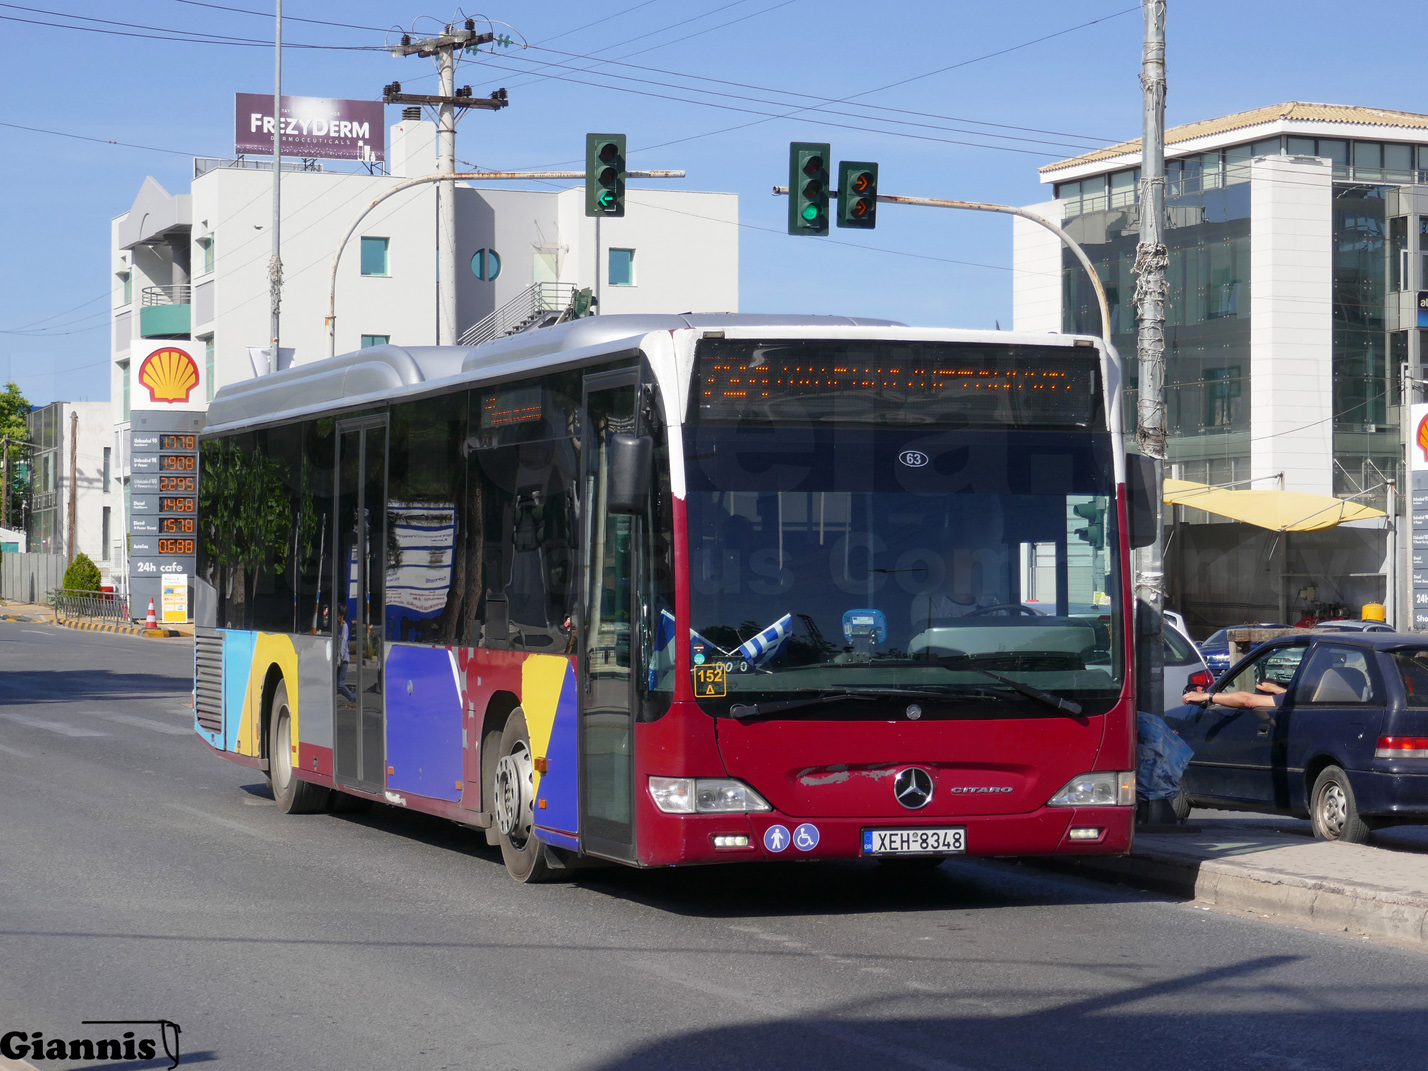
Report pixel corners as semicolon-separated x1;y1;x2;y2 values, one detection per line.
195;628;224;735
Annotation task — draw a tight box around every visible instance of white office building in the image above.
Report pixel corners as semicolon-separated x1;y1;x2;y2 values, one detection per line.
108;117;739;595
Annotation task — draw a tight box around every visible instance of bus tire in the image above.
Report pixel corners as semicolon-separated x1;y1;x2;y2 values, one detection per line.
268;681;330;815
481;727;504;847
492;709;555;883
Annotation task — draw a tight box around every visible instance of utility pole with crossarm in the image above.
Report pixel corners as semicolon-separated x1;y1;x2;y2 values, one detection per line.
385;20;512;345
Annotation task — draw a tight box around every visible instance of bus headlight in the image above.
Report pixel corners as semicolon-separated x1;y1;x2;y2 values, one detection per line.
1047;771;1135;807
648;777;772;814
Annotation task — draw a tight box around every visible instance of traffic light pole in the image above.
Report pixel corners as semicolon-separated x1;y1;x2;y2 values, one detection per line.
326;169;684;357
772;187;1114;345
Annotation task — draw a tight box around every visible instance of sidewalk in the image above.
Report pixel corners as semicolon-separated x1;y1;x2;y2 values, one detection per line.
0;599;191;638
1052;811;1428;947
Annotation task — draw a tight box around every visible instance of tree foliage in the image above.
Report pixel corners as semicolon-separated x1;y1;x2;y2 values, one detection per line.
199;439;292;625
63;552;102;592
0;381;32;525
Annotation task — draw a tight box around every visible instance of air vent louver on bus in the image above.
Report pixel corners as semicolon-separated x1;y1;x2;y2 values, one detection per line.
195;628;224;735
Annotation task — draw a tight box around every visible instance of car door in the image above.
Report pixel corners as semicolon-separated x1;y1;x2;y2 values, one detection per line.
1179;642;1309;805
1283;642;1385;810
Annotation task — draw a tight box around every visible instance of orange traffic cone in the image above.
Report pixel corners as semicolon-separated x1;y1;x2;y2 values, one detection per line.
146;598;157;628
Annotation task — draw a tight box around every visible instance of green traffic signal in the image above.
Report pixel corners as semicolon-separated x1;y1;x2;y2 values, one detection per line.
788;141;830;236
585;133;626;218
837;160;878;229
1072;501;1105;551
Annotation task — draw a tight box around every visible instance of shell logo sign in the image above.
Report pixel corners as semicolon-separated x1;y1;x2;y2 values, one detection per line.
1419;411;1428;463
139;346;200;404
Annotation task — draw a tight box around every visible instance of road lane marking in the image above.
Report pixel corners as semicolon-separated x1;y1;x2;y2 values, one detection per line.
98;713;192;735
163;801;282;843
0;712;108;737
0;743;36;758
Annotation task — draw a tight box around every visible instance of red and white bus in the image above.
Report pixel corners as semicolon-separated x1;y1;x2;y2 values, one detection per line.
194;315;1147;882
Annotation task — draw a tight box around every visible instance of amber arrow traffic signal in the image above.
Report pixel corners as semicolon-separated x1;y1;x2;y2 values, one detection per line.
838;161;878;229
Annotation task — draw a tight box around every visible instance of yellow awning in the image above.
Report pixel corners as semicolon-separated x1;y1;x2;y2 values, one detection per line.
1163;478;1386;532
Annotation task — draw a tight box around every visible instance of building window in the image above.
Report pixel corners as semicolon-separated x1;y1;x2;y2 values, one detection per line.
361;335;390;348
204;337;215;401
199;236;215;275
102;447;111;493
608;248;635;287
360;236;389;276
120;361;130;421
1204;367;1242;429
101;507;110;559
471;248;501;281
118;271;131;305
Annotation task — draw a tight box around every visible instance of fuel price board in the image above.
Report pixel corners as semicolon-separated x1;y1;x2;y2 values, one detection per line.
129;411;203;617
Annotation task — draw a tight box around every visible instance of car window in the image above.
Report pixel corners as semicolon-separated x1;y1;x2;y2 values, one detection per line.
1393;650;1428;707
1203;629;1229;646
1292;644;1382;705
1164;624;1197;665
1219;644;1308;695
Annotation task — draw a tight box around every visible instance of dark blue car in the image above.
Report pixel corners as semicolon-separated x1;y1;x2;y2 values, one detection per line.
1165;632;1428;842
1196;622;1290;675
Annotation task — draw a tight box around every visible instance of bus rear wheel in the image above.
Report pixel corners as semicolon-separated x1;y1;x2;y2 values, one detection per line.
268;681;331;815
491;709;556;883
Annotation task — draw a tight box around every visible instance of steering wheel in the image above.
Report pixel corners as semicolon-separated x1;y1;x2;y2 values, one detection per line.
964;603;1041;618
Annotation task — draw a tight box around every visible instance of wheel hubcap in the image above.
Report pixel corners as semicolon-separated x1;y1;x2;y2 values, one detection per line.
1320;782;1347;837
274;709;293;793
493;741;534;844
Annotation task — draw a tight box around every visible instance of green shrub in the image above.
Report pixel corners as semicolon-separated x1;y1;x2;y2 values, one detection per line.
63;552;102;592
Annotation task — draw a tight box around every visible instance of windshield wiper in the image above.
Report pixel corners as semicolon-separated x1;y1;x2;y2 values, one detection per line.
875;656;1084;716
729;687;965;720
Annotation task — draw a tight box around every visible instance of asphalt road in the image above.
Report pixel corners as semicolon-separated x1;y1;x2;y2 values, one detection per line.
4;621;1428;1071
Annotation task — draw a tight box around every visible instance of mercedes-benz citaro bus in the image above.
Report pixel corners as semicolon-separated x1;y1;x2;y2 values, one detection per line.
193;315;1154;882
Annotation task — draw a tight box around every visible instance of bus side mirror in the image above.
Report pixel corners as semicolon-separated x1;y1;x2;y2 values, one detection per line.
607;433;653;514
1127;454;1157;549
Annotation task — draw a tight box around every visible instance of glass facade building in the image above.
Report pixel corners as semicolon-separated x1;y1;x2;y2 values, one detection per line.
1054;128;1428;511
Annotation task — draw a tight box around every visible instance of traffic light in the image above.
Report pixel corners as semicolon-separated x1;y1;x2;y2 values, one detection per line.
788;142;830;235
837;161;878;228
1073;501;1105;552
585;133;626;218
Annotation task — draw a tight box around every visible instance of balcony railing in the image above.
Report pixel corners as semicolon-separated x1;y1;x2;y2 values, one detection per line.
142;285;192;306
139;286;192;338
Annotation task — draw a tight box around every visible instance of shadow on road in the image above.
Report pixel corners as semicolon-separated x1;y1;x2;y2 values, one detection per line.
0;669;191;704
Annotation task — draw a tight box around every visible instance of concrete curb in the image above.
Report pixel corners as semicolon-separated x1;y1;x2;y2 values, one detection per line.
1041;836;1428;947
54;618;182;639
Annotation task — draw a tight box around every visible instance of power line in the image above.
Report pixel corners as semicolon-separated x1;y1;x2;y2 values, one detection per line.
0;5;381;49
163;0;389;33
0;119;199;157
0;291;108;334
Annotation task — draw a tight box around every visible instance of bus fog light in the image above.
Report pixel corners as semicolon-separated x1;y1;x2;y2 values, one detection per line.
1048;771;1135;807
1068;827;1103;841
712;834;751;849
648;777;695;813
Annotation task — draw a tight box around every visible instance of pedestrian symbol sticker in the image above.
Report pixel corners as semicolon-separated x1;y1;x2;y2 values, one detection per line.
763;824;790;852
793;823;820;851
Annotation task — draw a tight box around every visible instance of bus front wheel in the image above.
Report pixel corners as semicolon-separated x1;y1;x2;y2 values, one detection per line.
268;681;331;815
492;709;556;883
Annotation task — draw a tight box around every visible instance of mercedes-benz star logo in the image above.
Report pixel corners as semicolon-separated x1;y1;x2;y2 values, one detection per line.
893;767;934;810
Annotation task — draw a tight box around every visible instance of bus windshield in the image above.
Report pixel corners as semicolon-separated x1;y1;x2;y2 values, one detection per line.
674;339;1123;718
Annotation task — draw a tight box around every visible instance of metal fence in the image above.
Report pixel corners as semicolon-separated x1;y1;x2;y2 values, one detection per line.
51;588;130;624
0;551;66;606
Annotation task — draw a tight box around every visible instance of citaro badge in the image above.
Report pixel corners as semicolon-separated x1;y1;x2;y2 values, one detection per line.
139;347;200;404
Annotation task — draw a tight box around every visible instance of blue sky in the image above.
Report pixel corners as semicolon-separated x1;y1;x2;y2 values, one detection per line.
3;1;1427;407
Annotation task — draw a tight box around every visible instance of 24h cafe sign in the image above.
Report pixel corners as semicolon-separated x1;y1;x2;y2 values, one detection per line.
235;93;384;162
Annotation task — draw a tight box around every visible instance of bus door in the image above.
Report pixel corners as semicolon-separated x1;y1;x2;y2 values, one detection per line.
334;418;388;793
579;371;640;862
